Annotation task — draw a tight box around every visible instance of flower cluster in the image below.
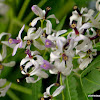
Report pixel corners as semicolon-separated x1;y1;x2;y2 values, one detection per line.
1;0;100;99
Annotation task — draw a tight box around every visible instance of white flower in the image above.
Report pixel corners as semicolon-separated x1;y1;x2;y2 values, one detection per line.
30;5;59;32
96;0;100;11
90;13;100;29
70;6;94;28
77;48;97;70
51;60;72;76
47;30;67;53
20;50;48;83
41;83;64;100
24;27;45;50
0;79;11;97
0;44;15;74
8;25;25;56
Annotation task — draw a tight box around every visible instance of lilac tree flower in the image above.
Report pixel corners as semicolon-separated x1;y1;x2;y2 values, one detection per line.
41;83;64;100
19;50;48;83
24;27;45;50
0;44;15;74
8;25;25;56
70;6;94;28
96;0;100;11
0;79;11;97
40;60;53;70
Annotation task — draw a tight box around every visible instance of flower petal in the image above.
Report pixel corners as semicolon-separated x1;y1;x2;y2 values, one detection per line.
46;20;52;35
20;57;30;66
33;40;45;50
0;32;11;40
0;79;6;87
12;44;19;56
47;14;59;24
0;83;11;97
56;30;67;37
26;77;41;83
25;62;33;72
52;85;64;97
18;25;25;39
30;17;42;27
31;5;45;18
2;61;15;67
2;45;6;60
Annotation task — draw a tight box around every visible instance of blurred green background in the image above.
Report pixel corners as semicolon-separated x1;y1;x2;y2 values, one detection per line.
0;0;96;100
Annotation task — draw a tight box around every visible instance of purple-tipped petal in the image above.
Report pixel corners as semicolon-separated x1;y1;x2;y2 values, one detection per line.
8;38;21;44
12;44;19;56
18;41;23;48
31;5;45;18
45;39;55;48
18;25;25;39
40;60;53;70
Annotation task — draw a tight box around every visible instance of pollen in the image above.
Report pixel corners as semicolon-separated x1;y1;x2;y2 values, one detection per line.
46;7;51;11
63;56;68;61
46;42;49;45
62;53;68;61
73;6;78;10
16;79;20;83
71;23;76;29
55;83;60;86
20;66;23;71
43;64;46;67
40;97;44;100
87;49;92;54
42;33;46;37
9;38;13;44
27;40;31;45
0;64;3;70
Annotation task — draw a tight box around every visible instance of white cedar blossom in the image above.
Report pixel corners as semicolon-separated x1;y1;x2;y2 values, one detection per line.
30;5;59;34
70;7;94;28
20;50;48;83
24;27;45;50
0;44;15;74
0;32;15;48
77;47;97;70
47;30;67;53
8;25;25;56
96;0;100;11
90;13;100;29
51;60;72;76
0;79;11;97
42;83;64;100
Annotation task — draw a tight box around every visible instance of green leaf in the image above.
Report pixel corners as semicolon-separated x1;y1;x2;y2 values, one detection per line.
74;75;90;100
80;55;100;95
82;69;100;94
65;75;78;100
55;15;66;31
93;42;100;51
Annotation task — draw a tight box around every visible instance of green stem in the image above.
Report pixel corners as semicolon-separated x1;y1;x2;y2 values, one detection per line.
40;19;44;29
61;29;72;37
73;56;80;59
18;0;30;20
60;74;65;100
6;81;32;95
43;48;47;58
7;89;20;100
